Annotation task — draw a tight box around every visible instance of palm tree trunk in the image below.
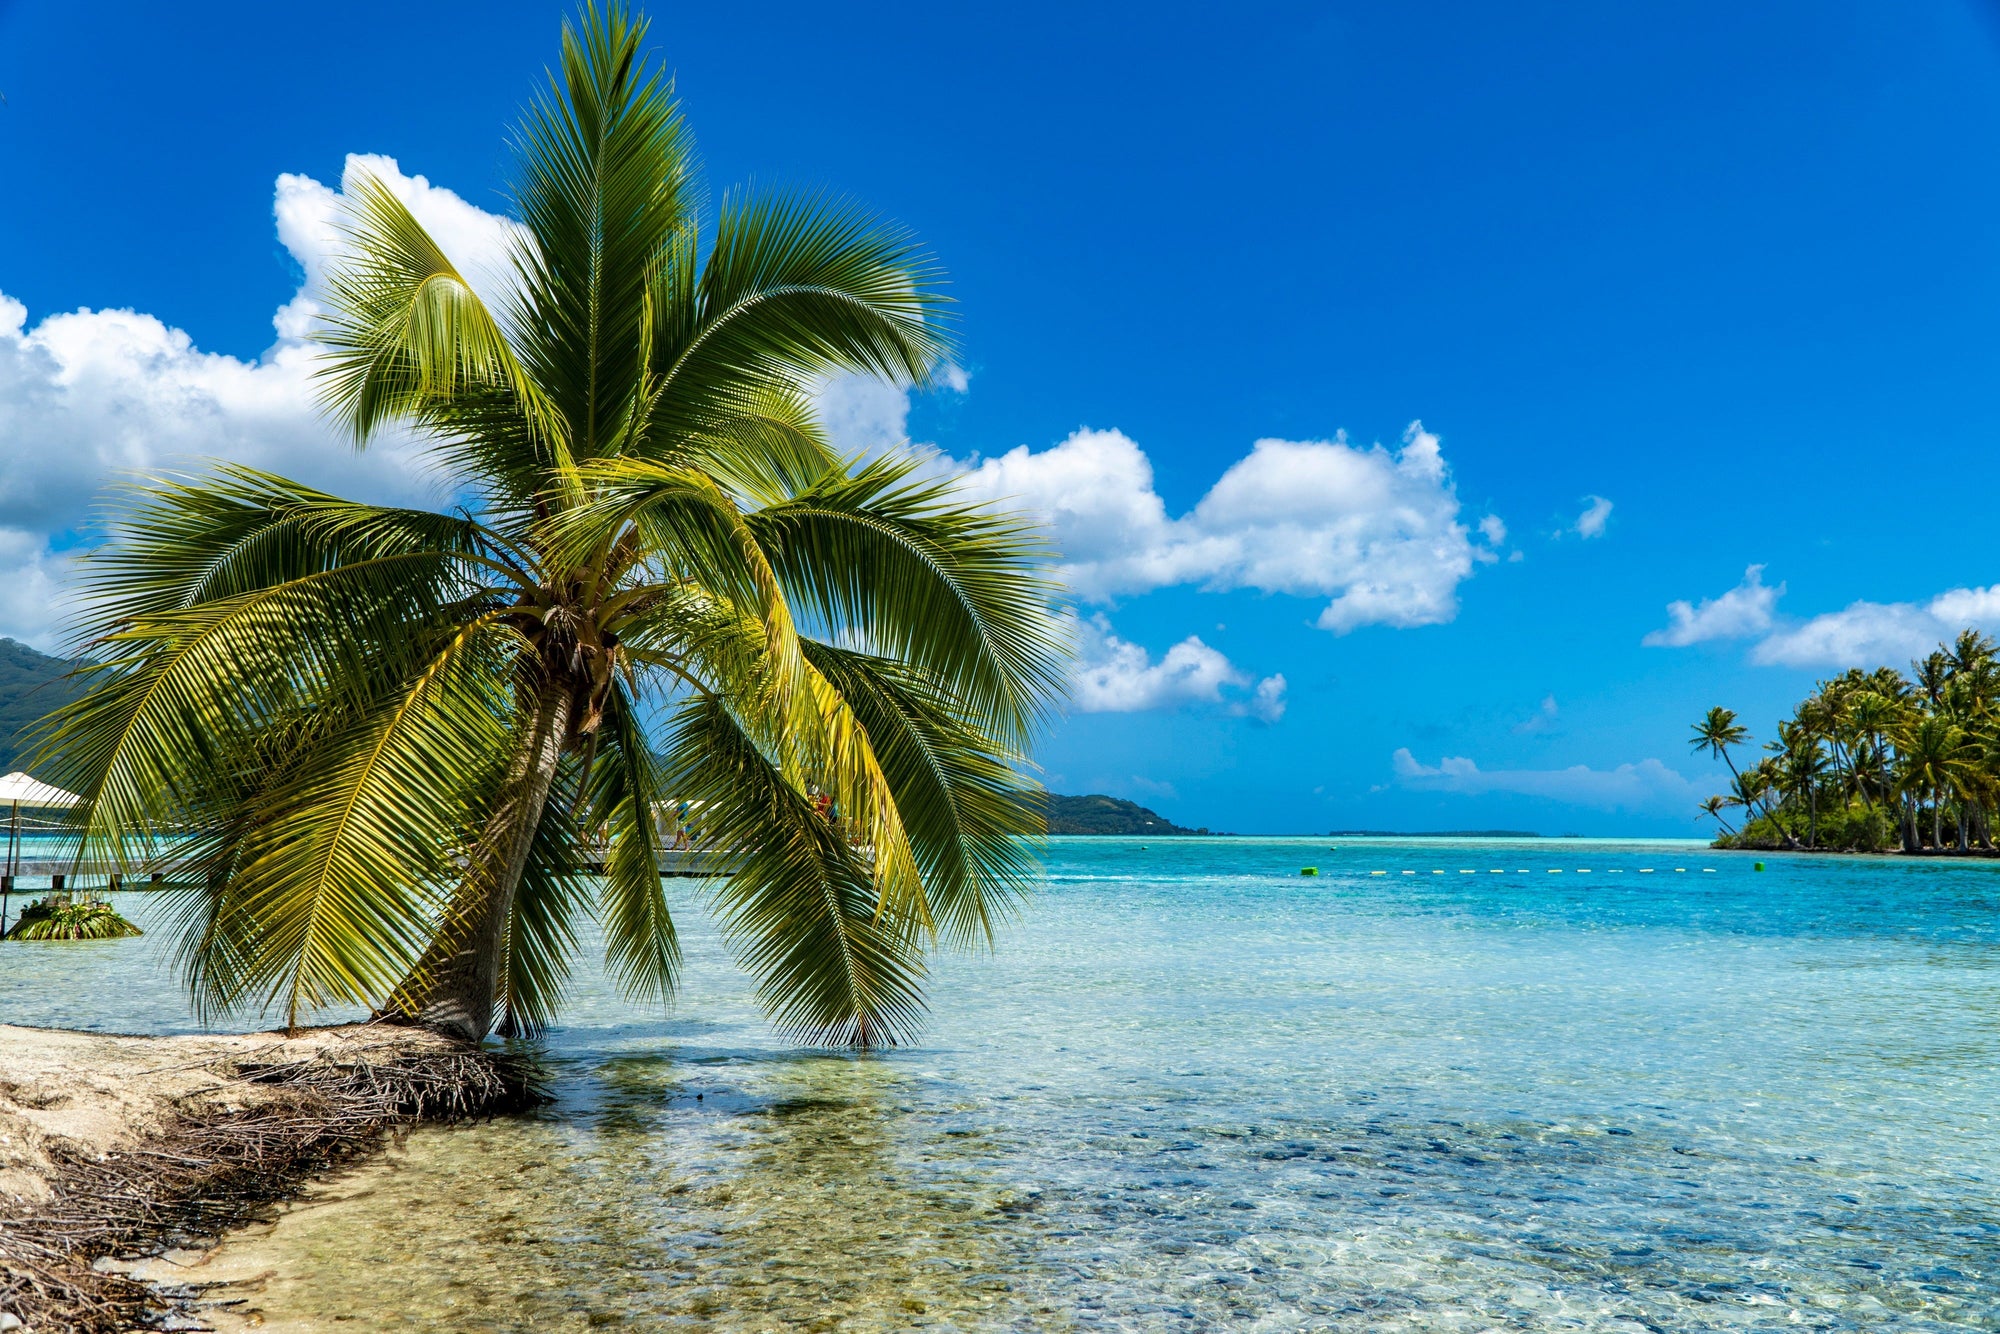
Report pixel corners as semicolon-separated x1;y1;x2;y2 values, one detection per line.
1720;752;1773;824
1933;791;1943;851
388;679;575;1040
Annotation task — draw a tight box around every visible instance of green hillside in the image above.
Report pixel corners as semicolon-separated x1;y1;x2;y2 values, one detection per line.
0;638;83;773
1042;793;1222;836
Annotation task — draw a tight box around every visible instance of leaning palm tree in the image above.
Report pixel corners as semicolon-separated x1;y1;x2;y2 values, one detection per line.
1690;707;1761;818
1697;795;1737;838
31;6;1064;1044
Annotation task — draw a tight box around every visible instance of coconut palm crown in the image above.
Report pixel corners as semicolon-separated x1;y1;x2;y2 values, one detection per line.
31;5;1065;1045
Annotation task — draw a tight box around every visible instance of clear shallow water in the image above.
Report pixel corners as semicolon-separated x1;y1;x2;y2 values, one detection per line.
6;837;2000;1331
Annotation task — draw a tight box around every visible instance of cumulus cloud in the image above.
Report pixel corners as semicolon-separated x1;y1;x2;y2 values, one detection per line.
0;144;1488;705
0;525;69;649
271;154;525;342
1643;564;1782;647
960;421;1499;633
1750;584;2000;668
1390;748;1703;814
0;155;529;649
1512;693;1559;735
1572;495;1613;539
1068;614;1284;719
1644;567;2000;668
809;362;969;461
1240;673;1288;724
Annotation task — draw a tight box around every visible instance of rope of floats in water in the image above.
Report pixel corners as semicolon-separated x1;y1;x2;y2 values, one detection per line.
1362;867;1714;875
1293;866;1725;876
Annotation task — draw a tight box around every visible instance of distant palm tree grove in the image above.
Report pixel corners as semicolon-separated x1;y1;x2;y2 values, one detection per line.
1692;629;2000;854
31;5;1063;1045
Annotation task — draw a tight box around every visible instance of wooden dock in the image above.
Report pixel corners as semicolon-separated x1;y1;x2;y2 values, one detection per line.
1;848;742;890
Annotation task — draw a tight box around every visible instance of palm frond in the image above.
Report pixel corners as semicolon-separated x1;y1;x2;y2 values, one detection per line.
747;453;1069;746
183;614;518;1026
802;640;1043;946
318;170;561;452
73;467;509;643
660;188;949;409
511;1;700;461
611;575;926;927
662;695;927;1047
585;680;681;1007
665;382;841;504
31;554;482;870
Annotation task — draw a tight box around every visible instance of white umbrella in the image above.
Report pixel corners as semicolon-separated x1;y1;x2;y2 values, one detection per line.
0;772;81;937
0;773;82;809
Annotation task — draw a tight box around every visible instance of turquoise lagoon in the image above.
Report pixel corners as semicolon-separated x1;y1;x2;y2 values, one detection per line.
4;836;1998;1330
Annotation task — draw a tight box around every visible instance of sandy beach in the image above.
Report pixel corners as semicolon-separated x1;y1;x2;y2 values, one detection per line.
0;1023;533;1332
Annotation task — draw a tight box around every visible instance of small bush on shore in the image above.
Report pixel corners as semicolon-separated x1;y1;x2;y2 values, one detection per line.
5;893;142;940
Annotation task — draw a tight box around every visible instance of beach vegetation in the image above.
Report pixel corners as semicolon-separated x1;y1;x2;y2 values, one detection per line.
1693;630;1999;853
5;893;143;940
27;4;1064;1042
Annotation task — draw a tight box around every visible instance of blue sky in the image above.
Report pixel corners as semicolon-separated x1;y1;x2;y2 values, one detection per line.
2;1;1998;835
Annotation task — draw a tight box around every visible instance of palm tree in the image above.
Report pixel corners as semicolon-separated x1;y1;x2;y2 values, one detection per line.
1697;795;1738;837
1897;716;1973;851
1781;731;1827;848
1751;755;1792;846
1731;768;1770;835
31;6;1064;1045
1848;691;1895;808
1914;651;1952;710
1946;628;1996;682
1690;707;1762;817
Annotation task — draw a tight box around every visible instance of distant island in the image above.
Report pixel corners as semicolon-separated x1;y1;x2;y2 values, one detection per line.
1329;829;1545;838
0;637;82;772
1042;793;1227;836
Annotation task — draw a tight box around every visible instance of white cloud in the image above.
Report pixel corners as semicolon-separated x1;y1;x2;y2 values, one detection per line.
0;526;68;650
1068;614;1282;719
1512;693;1559;735
1241;673;1288;724
1643;564;1782;648
811;369;918;460
1069;615;1243;713
1572;495;1613;539
271;154;526;342
0;144;1493;690
808;359;968;462
960;420;1499;633
0;154;526;650
1750;584;2000;668
1390;748;1703;814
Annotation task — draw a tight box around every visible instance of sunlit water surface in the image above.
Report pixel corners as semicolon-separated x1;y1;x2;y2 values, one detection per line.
5;838;1998;1331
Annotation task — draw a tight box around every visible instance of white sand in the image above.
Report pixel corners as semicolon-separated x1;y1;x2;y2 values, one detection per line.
0;1024;439;1208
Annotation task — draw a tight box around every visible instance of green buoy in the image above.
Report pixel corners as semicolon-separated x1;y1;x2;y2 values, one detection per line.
1754;861;1764;871
1301;867;1318;876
